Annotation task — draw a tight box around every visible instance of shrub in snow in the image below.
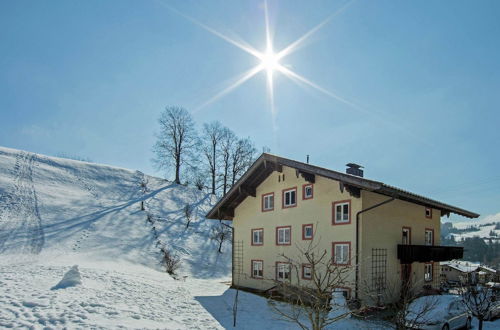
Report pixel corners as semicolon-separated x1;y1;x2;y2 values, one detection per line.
161;247;181;275
51;265;82;290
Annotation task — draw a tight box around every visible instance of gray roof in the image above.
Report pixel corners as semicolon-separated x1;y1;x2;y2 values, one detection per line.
206;153;480;220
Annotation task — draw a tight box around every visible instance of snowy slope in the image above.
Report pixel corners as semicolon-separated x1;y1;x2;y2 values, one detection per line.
0;146;230;277
443;213;500;242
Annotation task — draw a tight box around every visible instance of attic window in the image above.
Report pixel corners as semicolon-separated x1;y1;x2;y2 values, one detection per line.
425;207;432;219
262;193;274;212
282;188;297;208
332;200;351;225
303;184;313;200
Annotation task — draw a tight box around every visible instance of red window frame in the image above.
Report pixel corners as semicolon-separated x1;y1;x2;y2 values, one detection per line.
251;259;264;279
251;228;264;246
425;207;432;219
261;192;274;212
332;200;351;225
302;224;313;240
424;228;434;246
402;226;412;245
282;187;298;209
302;183;314;200
276;261;291;281
302;264;312;280
276;226;292;246
332;241;351;266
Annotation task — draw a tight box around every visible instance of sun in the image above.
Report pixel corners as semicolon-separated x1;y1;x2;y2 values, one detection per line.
259;48;280;74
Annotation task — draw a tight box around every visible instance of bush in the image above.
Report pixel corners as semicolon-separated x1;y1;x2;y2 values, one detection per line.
161;247;181;275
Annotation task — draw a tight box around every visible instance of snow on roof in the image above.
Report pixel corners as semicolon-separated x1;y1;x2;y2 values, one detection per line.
440;260;480;273
479;265;497;273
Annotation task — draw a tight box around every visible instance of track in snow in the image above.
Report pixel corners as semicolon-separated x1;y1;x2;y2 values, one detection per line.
0;152;44;254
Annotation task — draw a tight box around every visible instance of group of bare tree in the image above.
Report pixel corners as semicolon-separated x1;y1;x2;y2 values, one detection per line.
153;106;257;195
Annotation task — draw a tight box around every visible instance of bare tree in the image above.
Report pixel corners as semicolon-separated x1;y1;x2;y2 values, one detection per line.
458;283;498;330
184;203;194;229
220;127;236;195
161;246;181;275
357;265;439;330
153;106;197;184
201;121;224;195
269;237;353;330
230;137;256;187
211;222;232;253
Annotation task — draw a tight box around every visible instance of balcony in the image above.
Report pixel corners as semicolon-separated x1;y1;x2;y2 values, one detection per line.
397;244;463;264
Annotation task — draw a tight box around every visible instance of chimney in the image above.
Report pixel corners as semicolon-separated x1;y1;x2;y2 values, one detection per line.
346;163;364;177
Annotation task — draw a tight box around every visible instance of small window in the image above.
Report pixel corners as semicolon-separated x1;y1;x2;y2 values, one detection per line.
262;193;274;212
333;201;350;224
425;207;432;219
302;264;312;280
276;262;291;281
303;184;313;200
252;260;263;278
402;227;411;245
276;226;291;245
334;288;351;300
251;228;263;246
333;242;350;265
424;263;433;281
302;224;313;240
282;188;297;208
425;229;434;246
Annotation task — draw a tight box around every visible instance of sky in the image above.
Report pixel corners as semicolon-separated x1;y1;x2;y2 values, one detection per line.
1;0;499;220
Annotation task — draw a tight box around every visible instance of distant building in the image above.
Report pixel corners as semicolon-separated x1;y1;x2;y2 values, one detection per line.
207;154;479;305
440;260;498;285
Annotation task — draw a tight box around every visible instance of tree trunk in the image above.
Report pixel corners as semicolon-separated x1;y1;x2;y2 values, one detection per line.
478;318;483;330
211;144;216;194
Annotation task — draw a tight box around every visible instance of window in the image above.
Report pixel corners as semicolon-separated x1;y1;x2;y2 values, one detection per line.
262;193;274;212
276;226;291;245
425;207;432;219
425;229;434;246
332;242;351;265
402;227;411;245
302;224;313;240
424;263;433;282
252;260;263;278
332;200;351;225
302;184;313;200
276;262;291;281
282;188;297;208
302;264;312;280
251;228;263;246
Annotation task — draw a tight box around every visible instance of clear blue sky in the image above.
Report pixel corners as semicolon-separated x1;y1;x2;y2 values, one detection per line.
1;0;499;219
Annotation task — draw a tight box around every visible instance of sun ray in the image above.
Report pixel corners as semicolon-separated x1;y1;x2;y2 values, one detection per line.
278;65;433;146
277;0;355;60
155;0;262;59
194;65;263;112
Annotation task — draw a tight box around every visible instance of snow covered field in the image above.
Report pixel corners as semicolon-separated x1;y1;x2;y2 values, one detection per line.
1;146;498;329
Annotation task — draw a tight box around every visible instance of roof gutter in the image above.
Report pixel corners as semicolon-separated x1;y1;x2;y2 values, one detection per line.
354;196;396;302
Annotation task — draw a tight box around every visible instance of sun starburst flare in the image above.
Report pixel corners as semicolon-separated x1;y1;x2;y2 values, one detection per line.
158;0;431;146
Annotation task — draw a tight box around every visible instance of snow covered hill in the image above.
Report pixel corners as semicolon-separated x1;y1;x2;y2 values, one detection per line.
0;146;234;328
0;146;230;277
442;213;500;243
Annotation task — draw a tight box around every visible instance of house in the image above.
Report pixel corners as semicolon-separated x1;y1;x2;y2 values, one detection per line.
440;260;480;285
206;154;479;305
440;261;498;286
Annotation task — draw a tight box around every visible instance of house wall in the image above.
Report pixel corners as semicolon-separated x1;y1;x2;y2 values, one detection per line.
359;191;441;304
233;165;359;294
232;165;442;305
